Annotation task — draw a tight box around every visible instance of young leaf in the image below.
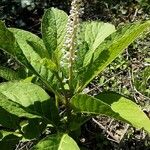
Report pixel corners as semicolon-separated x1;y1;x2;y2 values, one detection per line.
41;8;68;57
40;58;57;72
71;92;150;133
77;21;150;91
32;133;79;150
0;81;59;125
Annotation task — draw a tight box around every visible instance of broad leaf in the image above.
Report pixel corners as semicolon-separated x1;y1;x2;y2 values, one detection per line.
0;21;15;54
75;42;89;70
71;93;122;118
21;119;47;140
0;66;21;81
77;21;150;91
0;131;22;150
42;8;68;57
0;81;59;125
0;93;40;129
79;21;116;67
69;114;90;131
74;22;115;88
0;21;31;68
27;40;49;59
71;92;150;133
9;28;55;82
6;28;60;96
32;133;79;150
9;28;48;59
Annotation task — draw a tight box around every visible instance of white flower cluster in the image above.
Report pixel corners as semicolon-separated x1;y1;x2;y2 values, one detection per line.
61;0;84;68
65;0;84;48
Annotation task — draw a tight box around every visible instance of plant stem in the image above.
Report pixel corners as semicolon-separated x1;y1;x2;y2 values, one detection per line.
65;97;72;130
40;77;66;104
55;72;66;93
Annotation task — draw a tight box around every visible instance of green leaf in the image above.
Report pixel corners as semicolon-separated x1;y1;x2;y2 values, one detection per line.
41;8;68;57
77;21;150;91
27;40;49;59
79;21;116;67
21;119;47;140
0;66;21;81
9;28;56;85
9;28;48;58
135;66;150;96
69;114;90;131
75;42;89;69
0;131;22;140
71;93;122;118
0;81;59;125
71;92;150;133
0;92;40;129
0;21;34;69
0;21;15;54
32;133;79;150
40;58;57;72
0;131;21;150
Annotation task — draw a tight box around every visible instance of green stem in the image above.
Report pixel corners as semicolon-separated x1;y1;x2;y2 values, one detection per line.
40;77;66;104
55;94;59;109
55;72;66;93
64;97;72;131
